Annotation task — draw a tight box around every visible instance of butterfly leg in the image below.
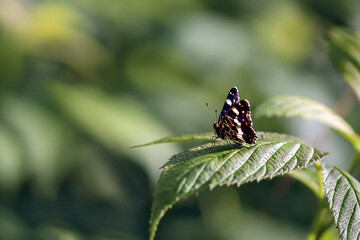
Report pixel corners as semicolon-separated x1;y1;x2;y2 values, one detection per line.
225;138;231;146
211;136;217;152
228;139;234;148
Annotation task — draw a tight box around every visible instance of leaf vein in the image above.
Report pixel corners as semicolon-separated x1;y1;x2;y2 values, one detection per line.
234;145;274;185
252;142;288;180
184;162;209;193
324;168;335;183
208;149;241;188
223;143;267;185
337;187;350;227
347;202;357;240
331;175;343;210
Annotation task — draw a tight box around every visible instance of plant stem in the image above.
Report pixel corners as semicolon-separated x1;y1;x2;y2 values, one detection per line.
314;162;324;197
306;162;326;240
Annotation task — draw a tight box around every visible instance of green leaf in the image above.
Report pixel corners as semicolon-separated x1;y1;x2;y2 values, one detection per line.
327;27;360;100
254;95;360;151
51;83;171;151
50;83;179;180
131;132;213;148
132;131;307;148
322;164;360;240
0;125;24;193
1;95;73;197
149;132;328;240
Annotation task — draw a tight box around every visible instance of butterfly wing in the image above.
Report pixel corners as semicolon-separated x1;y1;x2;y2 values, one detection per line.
218;86;240;123
233;99;257;144
219;99;257;144
214;87;257;145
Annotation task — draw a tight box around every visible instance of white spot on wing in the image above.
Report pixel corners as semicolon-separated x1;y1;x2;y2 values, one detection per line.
232;108;239;115
234;118;241;125
237;128;243;137
226;99;232;106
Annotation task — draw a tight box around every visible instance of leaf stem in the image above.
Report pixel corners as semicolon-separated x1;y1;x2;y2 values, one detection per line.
348;150;360;175
315;162;324;197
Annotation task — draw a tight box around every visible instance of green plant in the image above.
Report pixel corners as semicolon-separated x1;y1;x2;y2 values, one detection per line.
133;27;360;240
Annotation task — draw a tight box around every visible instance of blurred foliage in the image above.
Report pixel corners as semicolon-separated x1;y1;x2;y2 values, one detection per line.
328;28;360;100
0;0;359;239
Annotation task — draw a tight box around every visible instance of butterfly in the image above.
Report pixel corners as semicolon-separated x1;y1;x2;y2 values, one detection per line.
212;86;258;145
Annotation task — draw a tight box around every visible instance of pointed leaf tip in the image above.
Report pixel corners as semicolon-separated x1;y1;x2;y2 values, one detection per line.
131;132;214;148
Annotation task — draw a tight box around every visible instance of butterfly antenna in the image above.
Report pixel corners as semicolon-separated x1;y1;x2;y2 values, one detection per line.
206;103;218;123
206;102;212;117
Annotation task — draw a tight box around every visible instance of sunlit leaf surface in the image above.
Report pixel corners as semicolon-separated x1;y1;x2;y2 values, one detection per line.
149;132;328;240
322;164;360;240
254;95;360;151
133;131;307;148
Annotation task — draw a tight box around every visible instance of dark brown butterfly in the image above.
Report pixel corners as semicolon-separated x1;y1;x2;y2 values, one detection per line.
212;86;258;145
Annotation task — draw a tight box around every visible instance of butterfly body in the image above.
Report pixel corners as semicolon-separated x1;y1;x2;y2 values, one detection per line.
212;87;257;145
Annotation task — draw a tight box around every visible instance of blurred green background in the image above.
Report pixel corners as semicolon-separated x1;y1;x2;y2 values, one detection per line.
0;0;360;239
